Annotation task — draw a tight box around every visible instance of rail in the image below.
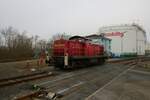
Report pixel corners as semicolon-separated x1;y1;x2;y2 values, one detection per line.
0;71;53;87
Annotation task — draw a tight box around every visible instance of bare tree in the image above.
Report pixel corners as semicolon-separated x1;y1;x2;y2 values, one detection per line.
1;26;13;47
37;39;47;50
50;33;71;42
0;26;34;61
34;35;39;49
0;33;3;46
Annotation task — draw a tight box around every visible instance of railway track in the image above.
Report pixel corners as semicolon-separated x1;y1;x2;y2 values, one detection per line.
108;56;150;63
14;58;138;100
1;57;149;100
0;71;53;87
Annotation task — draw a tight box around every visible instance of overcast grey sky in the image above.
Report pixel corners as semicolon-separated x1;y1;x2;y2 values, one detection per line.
0;0;150;41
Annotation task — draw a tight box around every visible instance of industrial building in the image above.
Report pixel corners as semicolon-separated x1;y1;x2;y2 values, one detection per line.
145;42;150;55
86;34;111;56
99;24;146;57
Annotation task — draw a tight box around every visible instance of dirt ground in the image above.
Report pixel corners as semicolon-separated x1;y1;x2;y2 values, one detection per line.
0;59;49;79
0;59;54;100
86;61;150;100
0;62;130;100
0;60;150;100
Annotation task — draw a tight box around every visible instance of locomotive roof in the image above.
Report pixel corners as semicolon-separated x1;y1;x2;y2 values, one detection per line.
69;35;91;41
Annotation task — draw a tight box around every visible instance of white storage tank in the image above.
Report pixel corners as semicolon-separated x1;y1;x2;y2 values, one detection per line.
99;24;146;57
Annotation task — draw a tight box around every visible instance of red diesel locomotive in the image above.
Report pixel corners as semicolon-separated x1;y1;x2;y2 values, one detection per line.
52;36;107;69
